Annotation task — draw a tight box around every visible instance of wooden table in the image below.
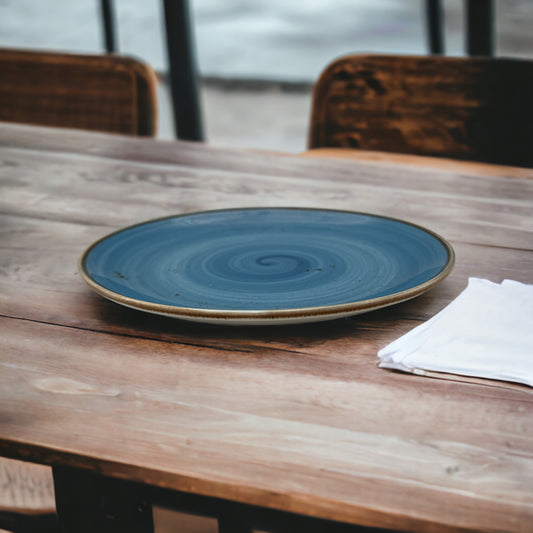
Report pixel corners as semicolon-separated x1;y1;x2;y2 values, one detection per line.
1;122;532;533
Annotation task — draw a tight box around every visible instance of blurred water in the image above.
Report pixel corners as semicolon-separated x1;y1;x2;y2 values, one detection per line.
1;0;531;82
189;0;437;80
8;0;532;83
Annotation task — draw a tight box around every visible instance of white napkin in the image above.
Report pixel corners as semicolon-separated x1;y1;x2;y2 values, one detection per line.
378;278;533;387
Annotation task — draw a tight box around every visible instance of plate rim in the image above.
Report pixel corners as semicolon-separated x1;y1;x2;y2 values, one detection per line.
78;207;455;324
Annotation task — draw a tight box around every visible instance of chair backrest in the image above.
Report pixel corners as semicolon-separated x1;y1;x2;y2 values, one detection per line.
0;48;158;136
308;54;533;167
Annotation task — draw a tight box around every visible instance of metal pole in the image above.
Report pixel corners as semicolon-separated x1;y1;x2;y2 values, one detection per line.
163;0;204;141
100;0;118;53
466;0;494;56
425;0;444;55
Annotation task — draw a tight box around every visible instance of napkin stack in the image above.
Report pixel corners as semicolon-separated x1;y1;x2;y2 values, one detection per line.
378;278;533;387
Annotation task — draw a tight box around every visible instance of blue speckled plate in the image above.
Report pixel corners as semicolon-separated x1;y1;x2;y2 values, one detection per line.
79;208;454;325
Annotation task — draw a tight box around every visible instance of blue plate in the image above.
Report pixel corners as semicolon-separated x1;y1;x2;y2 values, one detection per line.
79;208;454;325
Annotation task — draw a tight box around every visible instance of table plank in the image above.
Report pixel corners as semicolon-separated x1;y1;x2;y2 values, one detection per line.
2;317;533;531
3;123;533;181
1;144;532;251
1;123;533;532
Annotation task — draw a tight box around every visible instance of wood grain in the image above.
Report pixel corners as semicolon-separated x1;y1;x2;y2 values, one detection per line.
1;123;533;532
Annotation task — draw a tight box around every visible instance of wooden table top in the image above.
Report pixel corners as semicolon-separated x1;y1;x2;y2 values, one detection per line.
1;122;532;532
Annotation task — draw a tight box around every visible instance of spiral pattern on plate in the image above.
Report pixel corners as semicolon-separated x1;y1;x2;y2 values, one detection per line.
83;208;452;312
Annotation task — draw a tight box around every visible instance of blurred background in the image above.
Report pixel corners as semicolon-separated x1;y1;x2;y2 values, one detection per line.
1;0;532;152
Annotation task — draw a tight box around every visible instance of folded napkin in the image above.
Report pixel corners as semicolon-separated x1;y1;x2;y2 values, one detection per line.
378;278;533;387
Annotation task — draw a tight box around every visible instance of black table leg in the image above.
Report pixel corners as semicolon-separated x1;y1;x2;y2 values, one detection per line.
52;466;153;533
218;515;254;533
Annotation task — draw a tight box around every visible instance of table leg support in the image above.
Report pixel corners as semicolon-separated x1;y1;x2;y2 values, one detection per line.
52;466;153;533
218;515;253;533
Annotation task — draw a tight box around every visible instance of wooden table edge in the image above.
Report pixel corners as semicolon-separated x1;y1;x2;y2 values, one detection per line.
0;439;480;533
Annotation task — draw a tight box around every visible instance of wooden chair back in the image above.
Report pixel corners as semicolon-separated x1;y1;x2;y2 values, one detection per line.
308;54;533;167
0;48;158;136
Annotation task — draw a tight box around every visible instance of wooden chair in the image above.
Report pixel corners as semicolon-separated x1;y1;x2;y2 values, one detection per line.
0;458;57;533
0;48;158;136
307;54;533;168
